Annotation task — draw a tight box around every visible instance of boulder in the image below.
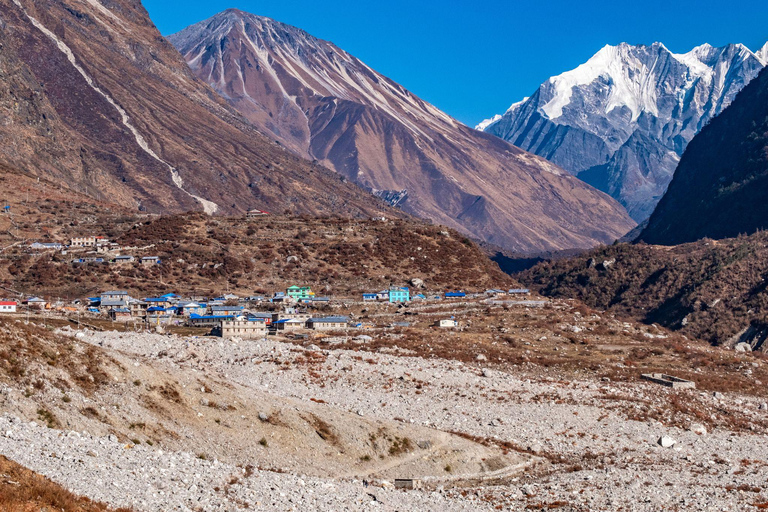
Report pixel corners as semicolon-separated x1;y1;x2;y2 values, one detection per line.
734;342;752;353
658;436;676;448
597;258;616;270
410;278;425;289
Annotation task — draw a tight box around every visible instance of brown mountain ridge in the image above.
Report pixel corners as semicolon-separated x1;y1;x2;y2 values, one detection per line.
169;9;636;253
0;0;394;218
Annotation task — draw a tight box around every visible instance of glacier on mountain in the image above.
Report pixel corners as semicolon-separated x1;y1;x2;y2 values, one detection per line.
479;42;767;221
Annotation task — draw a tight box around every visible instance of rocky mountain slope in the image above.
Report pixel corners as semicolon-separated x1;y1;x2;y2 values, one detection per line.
479;42;768;221
520;231;768;349
0;0;393;218
169;9;635;253
0;171;515;299
639;66;768;245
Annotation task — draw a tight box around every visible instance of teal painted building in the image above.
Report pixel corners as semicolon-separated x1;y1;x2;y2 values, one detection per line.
388;287;410;303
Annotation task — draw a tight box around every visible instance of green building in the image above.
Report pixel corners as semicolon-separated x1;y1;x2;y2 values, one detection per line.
287;285;314;300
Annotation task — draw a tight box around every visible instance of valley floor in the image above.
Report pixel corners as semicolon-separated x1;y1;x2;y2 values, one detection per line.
1;300;768;510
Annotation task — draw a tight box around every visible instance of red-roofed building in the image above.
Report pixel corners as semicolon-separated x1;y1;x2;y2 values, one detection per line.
0;301;17;313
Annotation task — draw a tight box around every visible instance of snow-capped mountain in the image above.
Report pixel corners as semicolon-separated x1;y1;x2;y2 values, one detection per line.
169;9;635;253
479;42;768;221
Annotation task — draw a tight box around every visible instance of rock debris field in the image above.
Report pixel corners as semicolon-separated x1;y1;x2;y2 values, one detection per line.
1;326;768;511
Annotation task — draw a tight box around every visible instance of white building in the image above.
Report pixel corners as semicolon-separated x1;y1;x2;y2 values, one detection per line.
0;301;17;313
436;318;458;328
220;319;267;339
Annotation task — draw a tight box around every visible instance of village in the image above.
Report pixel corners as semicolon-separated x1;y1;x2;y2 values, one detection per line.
0;281;533;339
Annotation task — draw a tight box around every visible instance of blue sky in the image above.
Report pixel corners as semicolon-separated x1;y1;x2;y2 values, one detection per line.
145;0;768;126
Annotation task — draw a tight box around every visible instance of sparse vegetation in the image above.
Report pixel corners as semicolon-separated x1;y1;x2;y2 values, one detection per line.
521;232;768;348
0;211;513;300
37;408;60;429
0;455;133;512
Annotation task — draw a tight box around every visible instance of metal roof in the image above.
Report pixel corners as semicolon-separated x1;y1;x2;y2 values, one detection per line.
101;299;127;307
308;316;349;323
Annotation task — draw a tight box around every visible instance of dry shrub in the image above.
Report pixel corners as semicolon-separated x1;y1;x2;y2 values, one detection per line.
306;414;340;446
0;455;133;512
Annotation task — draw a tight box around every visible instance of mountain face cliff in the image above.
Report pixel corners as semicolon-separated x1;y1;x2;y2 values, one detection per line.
169;9;635;253
639;66;768;245
0;0;393;218
479;42;768;221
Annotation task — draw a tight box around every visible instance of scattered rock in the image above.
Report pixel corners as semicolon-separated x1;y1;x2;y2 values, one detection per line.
258;412;269;422
597;258;616;270
409;278;425;289
475;354;487;362
658;436;676;448
527;443;543;455
689;424;707;435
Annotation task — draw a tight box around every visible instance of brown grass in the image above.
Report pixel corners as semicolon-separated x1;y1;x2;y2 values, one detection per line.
0;455;133;512
306;414;341;446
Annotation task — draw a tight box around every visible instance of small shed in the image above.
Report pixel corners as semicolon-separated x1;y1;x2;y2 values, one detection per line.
109;308;132;322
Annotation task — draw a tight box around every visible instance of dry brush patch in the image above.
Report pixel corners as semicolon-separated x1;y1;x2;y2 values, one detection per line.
520;232;768;349
1;211;515;299
0;319;115;396
0;455;133;512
